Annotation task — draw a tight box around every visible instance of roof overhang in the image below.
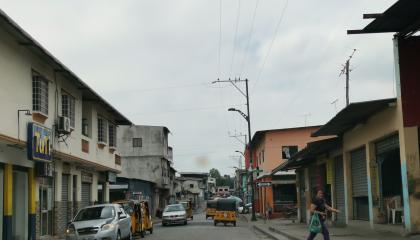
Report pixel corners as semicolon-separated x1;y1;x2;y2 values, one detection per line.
0;9;132;125
347;0;420;38
312;98;396;137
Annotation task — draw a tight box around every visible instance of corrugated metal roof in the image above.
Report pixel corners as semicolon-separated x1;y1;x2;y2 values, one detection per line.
312;98;396;137
347;0;420;37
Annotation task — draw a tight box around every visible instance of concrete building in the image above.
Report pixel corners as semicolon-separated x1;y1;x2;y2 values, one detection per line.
249;126;326;217
175;172;208;209
112;125;173;216
0;10;132;239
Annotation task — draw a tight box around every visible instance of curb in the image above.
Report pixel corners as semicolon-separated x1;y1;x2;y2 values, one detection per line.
268;226;301;240
253;225;281;240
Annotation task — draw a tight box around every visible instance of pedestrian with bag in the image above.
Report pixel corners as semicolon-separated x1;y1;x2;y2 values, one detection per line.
307;190;340;240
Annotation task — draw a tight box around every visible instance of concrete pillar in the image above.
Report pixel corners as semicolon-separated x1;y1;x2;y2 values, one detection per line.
304;167;310;222
104;182;110;203
28;168;36;240
92;174;98;204
3;163;13;240
296;171;302;222
366;143;375;229
343;151;351;224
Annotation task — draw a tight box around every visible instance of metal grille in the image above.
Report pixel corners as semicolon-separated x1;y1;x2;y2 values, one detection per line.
334;156;346;225
62;94;75;128
61;174;69;225
97;118;107;143
32;75;48;115
81;183;91;208
351;147;368;197
109;124;116;147
376;134;399;155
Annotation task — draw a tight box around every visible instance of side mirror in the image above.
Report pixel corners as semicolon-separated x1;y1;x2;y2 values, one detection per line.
118;212;126;219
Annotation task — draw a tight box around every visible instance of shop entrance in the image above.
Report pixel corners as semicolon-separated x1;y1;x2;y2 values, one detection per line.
12;170;28;240
39;178;53;237
376;135;403;224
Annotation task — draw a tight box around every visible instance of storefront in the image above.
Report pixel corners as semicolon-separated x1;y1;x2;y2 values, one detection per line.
350;147;369;221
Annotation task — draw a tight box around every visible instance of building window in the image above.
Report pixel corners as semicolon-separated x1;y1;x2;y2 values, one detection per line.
133;138;142;147
32;74;49;115
62;93;75;128
82;118;89;137
109;124;116;147
282;146;298;159
98;117;107;143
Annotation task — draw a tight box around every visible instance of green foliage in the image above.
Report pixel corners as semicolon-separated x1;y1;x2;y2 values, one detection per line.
209;168;234;188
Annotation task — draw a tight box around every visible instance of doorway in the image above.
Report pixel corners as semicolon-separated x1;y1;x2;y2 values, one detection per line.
39;178;53;237
12;170;28;240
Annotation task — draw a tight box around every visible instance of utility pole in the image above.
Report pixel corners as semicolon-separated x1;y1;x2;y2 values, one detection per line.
213;78;257;221
340;49;356;106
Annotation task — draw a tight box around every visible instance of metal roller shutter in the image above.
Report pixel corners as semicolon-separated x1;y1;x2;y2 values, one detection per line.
298;171;306;223
81;183;91;208
351;148;368;197
61;174;69;226
376;134;399;155
351;147;369;220
334;156;346;225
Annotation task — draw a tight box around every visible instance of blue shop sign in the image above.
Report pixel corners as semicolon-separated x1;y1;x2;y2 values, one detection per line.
27;122;52;162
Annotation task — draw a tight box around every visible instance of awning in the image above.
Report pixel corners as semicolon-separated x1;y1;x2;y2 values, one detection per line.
312;98;396;137
347;0;420;37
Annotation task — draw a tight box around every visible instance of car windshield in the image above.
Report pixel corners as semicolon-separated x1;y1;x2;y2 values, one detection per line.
164;204;184;212
180;202;188;209
74;206;115;221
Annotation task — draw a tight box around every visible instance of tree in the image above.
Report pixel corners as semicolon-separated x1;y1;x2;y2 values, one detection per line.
209;168;221;179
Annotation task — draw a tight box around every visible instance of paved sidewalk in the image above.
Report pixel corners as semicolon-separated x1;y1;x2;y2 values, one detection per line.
241;214;420;240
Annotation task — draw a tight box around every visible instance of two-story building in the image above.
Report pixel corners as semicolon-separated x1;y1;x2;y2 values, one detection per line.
0;10;132;239
249;126;325;217
112;125;173;215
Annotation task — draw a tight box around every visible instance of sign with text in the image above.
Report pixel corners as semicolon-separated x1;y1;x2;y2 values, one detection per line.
27;122;52;162
257;182;272;187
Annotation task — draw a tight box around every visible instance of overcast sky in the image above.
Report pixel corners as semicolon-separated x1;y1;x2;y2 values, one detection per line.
1;0;397;175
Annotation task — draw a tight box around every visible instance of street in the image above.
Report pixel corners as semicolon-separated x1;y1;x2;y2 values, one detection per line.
137;212;284;240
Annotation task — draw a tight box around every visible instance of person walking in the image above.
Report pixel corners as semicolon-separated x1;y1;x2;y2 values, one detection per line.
307;190;340;240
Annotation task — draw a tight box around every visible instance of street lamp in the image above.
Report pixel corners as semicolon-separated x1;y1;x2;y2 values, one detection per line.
214;78;257;221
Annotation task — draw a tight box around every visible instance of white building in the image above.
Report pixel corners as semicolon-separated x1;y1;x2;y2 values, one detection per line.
0;10;131;239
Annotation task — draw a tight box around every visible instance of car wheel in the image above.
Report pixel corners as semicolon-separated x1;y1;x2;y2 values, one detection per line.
162;222;166;227
117;231;122;240
184;220;187;225
191;216;193;220
214;221;217;226
233;221;236;227
140;231;145;238
150;227;153;234
223;222;227;226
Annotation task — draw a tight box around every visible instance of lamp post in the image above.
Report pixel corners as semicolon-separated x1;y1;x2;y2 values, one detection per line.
213;78;256;221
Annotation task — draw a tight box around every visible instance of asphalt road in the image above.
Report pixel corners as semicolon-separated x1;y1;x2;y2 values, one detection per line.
136;212;274;240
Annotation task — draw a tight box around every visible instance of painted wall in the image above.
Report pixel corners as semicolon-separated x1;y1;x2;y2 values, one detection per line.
254;127;323;173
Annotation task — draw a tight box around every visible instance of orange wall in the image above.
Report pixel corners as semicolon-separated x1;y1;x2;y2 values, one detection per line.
255;127;325;173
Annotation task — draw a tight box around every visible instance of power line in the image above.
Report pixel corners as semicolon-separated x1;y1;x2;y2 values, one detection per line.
239;0;260;78
253;0;289;91
229;0;242;78
217;0;223;79
131;103;245;116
